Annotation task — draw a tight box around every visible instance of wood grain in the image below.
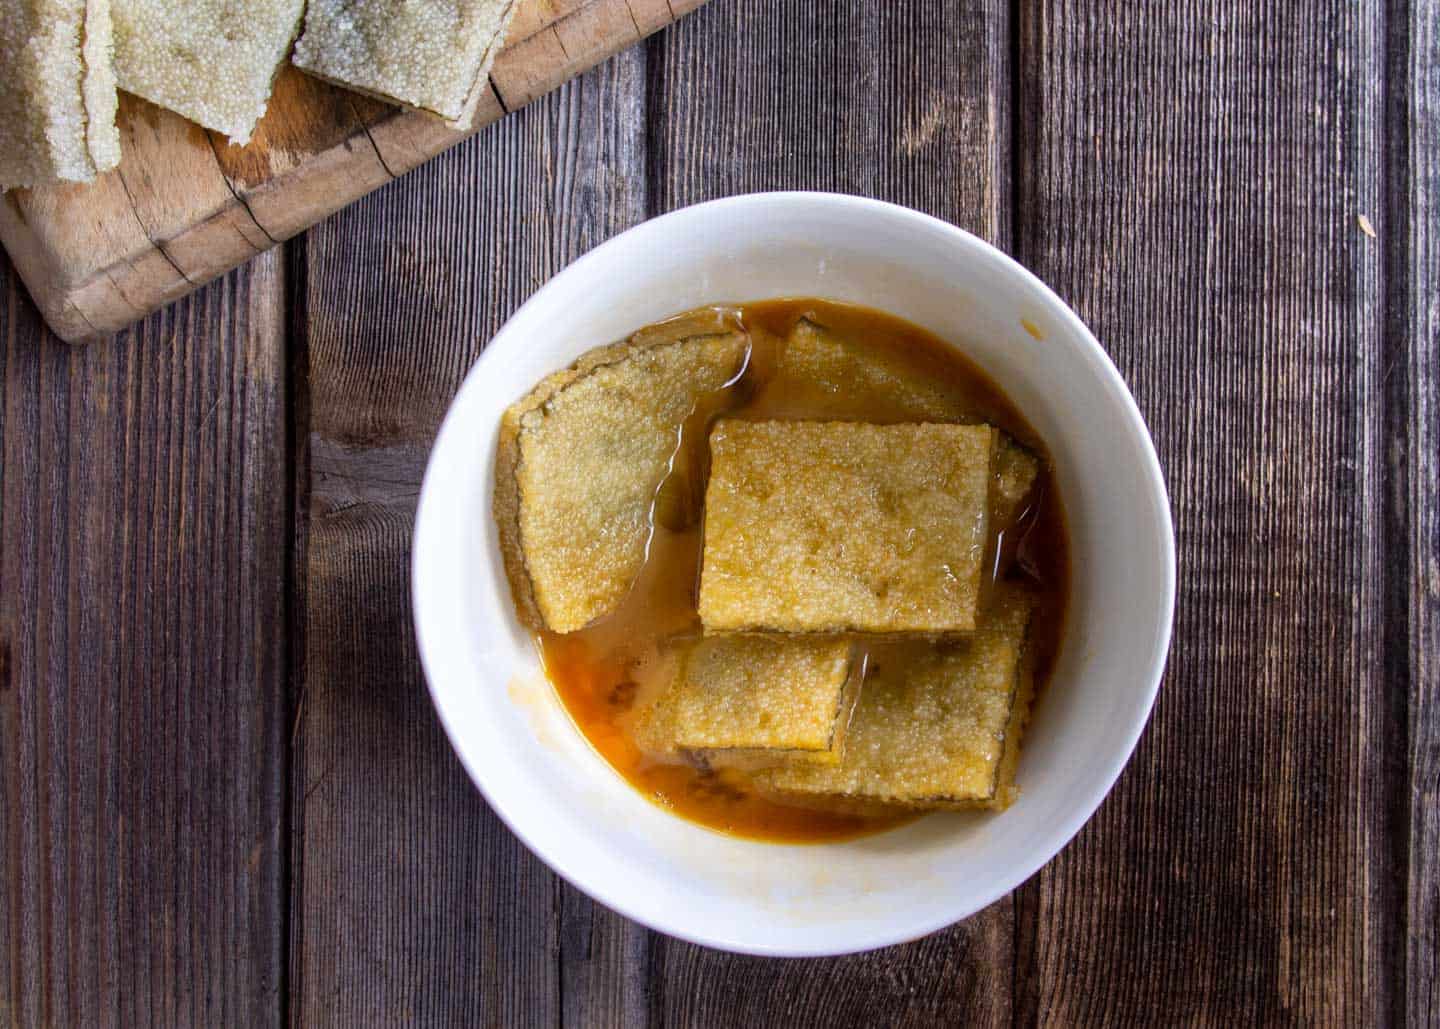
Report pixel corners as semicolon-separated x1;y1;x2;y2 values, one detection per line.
2;0;1435;1022
290;46;653;1024
0;250;288;1025
1013;2;1396;1022
644;3;1014;1023
1393;2;1440;1023
0;0;712;344
294;486;561;1026
648;0;1010;245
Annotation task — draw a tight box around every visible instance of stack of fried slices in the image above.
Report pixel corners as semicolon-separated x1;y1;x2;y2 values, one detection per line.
498;310;1044;814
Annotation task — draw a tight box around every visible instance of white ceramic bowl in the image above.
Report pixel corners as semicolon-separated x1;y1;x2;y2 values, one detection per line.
413;192;1175;956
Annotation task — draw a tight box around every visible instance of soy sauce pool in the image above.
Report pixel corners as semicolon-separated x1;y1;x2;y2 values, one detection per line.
538;298;1070;843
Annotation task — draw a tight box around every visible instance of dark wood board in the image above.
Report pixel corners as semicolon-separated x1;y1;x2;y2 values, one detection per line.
1012;1;1401;1023
0;252;289;1024
288;48;652;1025
648;0;1012;246
1;0;1437;1023
1392;1;1439;1022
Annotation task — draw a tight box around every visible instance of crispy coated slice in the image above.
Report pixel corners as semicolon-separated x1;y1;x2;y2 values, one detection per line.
698;421;996;635
779;316;973;422
760;586;1035;810
495;310;750;634
112;0;304;144
780;317;1041;530
637;637;859;768
1;0;121;189
293;0;517;129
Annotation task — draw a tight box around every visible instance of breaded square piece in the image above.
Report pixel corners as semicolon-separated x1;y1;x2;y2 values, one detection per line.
780;317;1041;532
761;586;1035;810
293;0;517;129
1;0;121;189
659;637;858;768
495;310;750;634
698;421;996;635
112;0;305;144
780;316;972;422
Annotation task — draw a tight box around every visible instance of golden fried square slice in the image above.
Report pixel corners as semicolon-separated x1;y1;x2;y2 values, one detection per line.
1;0;121;189
698;420;996;635
779;317;1041;532
495;309;750;634
293;0;517;129
670;636;858;768
760;586;1034;810
779;316;972;422
113;0;305;144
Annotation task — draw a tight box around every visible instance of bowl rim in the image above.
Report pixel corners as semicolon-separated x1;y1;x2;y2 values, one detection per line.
412;190;1177;956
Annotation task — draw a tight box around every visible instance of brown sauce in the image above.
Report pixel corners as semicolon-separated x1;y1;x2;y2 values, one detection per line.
537;299;1070;844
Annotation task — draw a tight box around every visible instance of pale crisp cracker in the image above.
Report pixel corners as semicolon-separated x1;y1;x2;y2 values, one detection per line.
1;0;121;189
292;0;517;129
112;0;305;144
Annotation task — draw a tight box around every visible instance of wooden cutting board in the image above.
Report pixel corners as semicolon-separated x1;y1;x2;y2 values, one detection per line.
0;0;709;344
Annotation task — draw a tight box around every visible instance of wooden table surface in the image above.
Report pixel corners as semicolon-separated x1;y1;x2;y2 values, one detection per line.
2;1;1436;1024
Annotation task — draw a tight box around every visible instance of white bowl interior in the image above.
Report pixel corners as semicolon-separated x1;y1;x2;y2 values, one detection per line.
413;193;1174;956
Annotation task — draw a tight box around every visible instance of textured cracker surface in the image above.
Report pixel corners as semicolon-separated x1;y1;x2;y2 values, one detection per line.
496;317;749;633
113;0;304;143
698;421;995;634
1;0;120;188
782;318;1042;531
762;586;1033;808
293;0;516;126
672;637;853;755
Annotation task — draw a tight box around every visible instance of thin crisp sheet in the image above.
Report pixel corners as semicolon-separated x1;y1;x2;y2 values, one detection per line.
640;637;858;768
698;420;997;635
761;586;1035;810
293;0;517;128
495;310;750;633
112;0;305;144
1;0;121;189
775;315;1042;536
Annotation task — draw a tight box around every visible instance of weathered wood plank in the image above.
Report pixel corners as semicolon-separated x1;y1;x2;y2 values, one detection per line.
1014;1;1393;1022
0;251;288;1025
650;0;1011;245
289;47;652;1024
645;2;1013;1023
295;481;563;1027
1392;2;1439;1023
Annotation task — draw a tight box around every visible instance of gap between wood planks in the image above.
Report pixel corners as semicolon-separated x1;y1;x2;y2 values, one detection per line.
280;231;307;1028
